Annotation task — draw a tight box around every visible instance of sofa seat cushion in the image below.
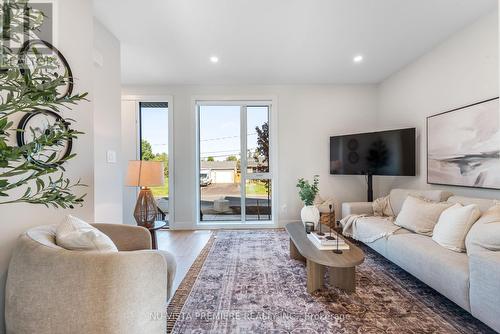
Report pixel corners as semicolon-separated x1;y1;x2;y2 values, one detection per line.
344;217;410;257
354;216;406;238
366;227;412;258
386;233;470;311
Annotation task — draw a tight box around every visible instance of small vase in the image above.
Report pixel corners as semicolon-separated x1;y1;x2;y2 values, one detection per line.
301;205;320;228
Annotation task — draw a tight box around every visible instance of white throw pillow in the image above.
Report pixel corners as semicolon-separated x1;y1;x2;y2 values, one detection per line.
56;215;118;252
395;196;453;236
432;203;481;252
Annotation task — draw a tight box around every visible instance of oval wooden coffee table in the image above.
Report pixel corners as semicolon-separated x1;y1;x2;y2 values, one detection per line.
285;222;365;293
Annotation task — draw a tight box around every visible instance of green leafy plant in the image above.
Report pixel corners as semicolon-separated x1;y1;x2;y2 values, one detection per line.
254;121;271;219
0;0;88;208
296;175;319;206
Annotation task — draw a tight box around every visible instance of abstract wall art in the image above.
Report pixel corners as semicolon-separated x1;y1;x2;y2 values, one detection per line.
427;97;500;189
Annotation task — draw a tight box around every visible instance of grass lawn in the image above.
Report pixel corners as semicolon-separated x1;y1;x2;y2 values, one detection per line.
246;180;269;197
151;176;169;197
152;177;268;198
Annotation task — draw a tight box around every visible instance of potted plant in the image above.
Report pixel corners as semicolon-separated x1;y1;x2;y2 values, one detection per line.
296;175;320;227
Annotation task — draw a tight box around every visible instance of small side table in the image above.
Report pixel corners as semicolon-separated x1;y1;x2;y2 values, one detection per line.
145;221;167;250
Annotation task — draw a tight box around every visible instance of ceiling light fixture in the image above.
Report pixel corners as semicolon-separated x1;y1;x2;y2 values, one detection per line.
210;56;219;63
353;55;364;63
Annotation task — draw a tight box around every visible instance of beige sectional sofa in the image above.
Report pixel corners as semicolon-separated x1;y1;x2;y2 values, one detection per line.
342;189;500;333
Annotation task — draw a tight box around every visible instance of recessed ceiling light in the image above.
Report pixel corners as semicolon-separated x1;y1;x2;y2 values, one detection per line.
353;55;364;63
210;56;219;63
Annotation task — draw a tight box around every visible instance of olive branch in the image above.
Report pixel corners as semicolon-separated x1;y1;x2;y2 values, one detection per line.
0;0;88;208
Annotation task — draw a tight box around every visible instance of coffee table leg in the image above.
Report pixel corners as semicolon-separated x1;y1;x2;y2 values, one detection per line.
306;259;324;293
289;238;305;262
329;267;356;292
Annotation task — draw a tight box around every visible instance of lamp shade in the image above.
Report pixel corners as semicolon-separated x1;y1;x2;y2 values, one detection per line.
126;161;165;187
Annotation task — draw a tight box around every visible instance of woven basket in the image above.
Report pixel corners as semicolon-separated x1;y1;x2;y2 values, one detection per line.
319;212;335;227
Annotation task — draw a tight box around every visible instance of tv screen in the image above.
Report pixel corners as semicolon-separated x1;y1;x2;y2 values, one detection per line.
330;128;416;176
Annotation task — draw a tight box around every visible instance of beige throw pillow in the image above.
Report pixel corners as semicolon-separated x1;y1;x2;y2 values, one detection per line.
466;204;500;255
372;195;394;217
56;215;118;252
432;203;481;252
395;196;452;236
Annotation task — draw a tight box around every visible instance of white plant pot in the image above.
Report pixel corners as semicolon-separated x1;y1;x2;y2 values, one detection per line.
301;205;320;228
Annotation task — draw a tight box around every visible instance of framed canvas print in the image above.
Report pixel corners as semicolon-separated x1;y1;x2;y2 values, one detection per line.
427;97;500;189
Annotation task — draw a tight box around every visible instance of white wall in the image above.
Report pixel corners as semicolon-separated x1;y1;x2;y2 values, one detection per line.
93;19;123;223
376;12;499;200
122;85;379;229
0;1;95;332
121;98;139;225
0;4;123;333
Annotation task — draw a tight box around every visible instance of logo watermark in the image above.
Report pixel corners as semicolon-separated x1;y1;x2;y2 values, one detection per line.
1;0;55;69
150;310;348;322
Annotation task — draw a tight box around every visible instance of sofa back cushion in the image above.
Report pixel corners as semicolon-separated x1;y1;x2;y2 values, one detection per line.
447;196;498;213
395;196;453;236
389;189;453;216
466;204;500;255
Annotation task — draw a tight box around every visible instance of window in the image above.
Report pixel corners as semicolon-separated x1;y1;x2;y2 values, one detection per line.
139;102;170;220
197;101;273;224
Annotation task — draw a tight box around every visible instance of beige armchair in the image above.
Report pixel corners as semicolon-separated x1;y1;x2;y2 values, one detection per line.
5;223;176;334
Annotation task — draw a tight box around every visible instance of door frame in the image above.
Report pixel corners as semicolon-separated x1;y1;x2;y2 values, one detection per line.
193;96;279;228
122;94;175;226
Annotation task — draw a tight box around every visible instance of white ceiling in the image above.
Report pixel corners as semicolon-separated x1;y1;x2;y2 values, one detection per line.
93;0;498;86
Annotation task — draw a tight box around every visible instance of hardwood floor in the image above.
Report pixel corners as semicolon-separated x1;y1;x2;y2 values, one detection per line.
156;229;212;294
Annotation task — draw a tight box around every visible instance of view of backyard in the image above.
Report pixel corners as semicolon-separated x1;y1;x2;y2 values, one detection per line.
140;103;170;201
140;102;271;222
198;104;271;221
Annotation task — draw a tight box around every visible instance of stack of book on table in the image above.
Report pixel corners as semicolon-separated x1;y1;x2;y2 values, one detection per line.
307;231;350;250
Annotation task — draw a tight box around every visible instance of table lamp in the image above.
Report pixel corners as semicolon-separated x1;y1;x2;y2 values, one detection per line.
126;160;164;227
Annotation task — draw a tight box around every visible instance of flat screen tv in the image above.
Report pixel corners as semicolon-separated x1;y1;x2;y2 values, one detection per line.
330;128;416;176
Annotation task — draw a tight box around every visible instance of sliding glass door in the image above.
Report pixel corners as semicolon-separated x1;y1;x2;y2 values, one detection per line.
198;102;273;224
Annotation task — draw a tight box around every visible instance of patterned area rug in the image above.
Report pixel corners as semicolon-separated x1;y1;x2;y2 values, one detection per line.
168;230;494;334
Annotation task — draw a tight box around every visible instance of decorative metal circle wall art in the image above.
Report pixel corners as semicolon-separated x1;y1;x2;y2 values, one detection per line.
18;39;74;98
16;109;73;168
